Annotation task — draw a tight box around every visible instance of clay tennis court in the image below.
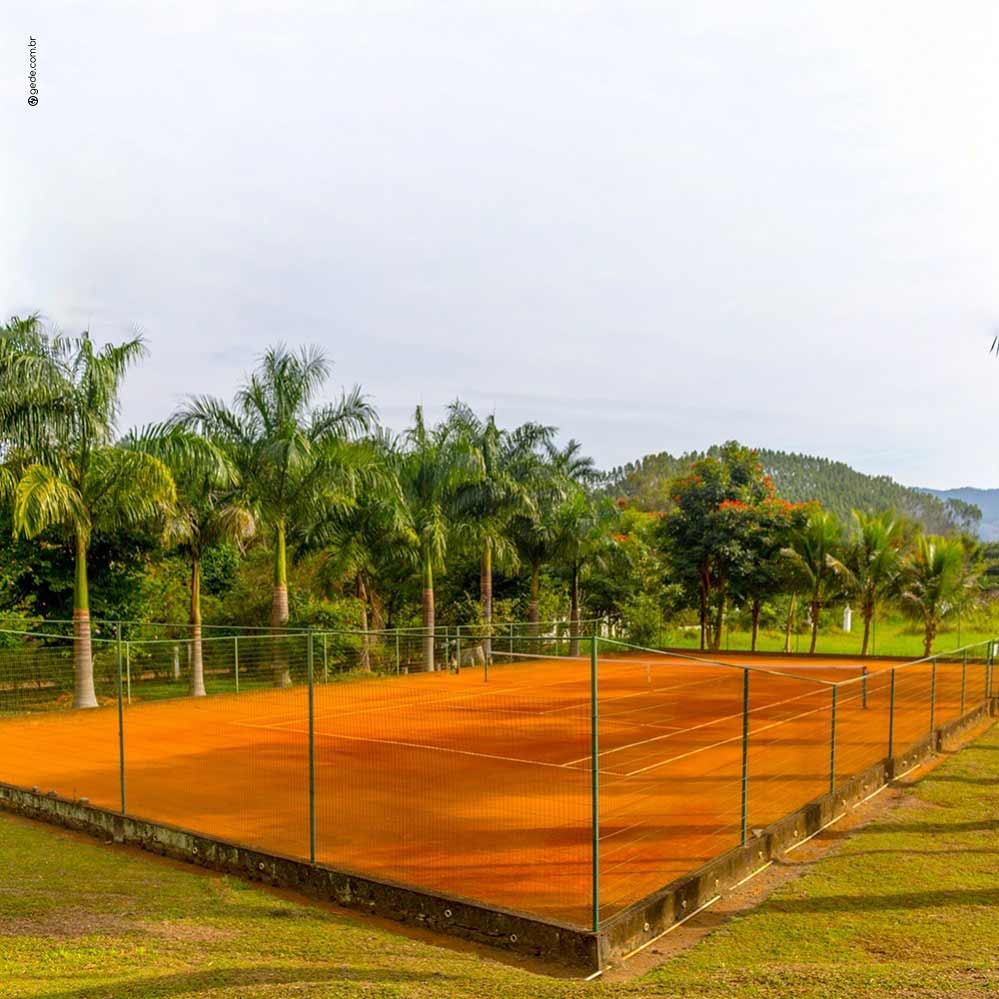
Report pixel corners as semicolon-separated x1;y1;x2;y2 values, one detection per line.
0;648;984;927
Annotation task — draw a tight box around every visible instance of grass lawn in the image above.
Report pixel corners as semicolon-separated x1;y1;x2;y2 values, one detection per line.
1;723;997;998
663;616;998;660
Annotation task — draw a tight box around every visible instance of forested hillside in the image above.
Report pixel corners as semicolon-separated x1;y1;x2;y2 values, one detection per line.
606;445;970;534
923;487;999;540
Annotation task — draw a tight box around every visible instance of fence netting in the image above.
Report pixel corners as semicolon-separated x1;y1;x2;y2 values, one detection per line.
0;622;994;930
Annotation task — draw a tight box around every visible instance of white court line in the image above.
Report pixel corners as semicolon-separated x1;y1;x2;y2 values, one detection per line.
562;682;833;768
230;719;625;776
621;693;853;777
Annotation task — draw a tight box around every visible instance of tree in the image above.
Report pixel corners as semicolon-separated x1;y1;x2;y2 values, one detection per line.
446;403;552;658
128;424;255;695
399;408;483;672
727;498;809;651
178;345;374;685
900;535;975;657
657;442;777;651
509;441;592;638
839;509;904;656
782;508;845;654
296;430;414;670
0;324;175;707
552;488;616;654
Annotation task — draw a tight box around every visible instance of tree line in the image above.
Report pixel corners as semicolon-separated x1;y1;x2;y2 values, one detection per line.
0;317;984;709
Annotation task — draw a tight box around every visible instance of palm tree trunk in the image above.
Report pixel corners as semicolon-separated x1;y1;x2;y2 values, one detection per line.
357;573;371;672
784;593;796;654
481;539;493;661
809;596;820;654
271;521;291;687
422;555;435;673
751;599;761;652
72;531;98;709
860;601;873;657
189;557;206;697
924;616;936;658
528;567;540;638
569;563;580;657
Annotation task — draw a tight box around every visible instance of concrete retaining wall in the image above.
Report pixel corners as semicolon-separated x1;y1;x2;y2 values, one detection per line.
0;703;992;974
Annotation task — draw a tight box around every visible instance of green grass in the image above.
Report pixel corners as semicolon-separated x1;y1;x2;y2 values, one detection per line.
1;723;997;998
662;615;997;660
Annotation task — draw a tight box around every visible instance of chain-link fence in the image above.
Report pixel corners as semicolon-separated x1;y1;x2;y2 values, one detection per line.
0;621;993;929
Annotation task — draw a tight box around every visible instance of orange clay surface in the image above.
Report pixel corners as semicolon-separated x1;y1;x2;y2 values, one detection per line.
0;651;985;927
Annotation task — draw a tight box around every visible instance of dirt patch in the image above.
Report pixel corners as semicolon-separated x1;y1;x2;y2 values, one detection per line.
0;908;134;938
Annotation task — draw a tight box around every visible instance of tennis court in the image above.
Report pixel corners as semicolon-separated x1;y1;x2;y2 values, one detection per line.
0;641;991;928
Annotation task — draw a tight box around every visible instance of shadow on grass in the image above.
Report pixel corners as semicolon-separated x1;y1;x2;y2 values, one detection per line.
36;965;456;998
824;818;999;837
764;888;999;915
921;774;999;785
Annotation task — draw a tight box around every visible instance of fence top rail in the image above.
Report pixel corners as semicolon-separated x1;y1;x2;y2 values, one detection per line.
596;636;839;687
833;636;996;688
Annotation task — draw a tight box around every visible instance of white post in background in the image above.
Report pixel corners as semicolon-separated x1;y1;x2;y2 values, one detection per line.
842;605;852;633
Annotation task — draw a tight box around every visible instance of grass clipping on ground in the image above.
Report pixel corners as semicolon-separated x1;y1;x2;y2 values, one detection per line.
0;723;996;999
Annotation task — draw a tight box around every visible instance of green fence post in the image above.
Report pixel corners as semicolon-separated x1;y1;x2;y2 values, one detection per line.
456;628;462;674
590;634;600;932
307;630;316;865
395;630;400;675
323;633;328;683
887;668;896;762
125;641;132;705
829;685;838;796
509;622;514;656
740;668;750;846
234;635;239;693
930;658;937;734
116;624;126;815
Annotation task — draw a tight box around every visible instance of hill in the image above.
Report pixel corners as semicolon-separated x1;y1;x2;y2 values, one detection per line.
922;487;999;540
605;444;972;534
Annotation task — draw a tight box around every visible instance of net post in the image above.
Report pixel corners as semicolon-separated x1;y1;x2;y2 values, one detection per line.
740;668;750;846
234;635;239;693
307;629;316;865
829;684;838;796
887;668;896;761
116;623;126;815
590;633;600;932
929;657;937;734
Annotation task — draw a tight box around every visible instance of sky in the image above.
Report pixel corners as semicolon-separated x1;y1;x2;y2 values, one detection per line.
2;2;998;488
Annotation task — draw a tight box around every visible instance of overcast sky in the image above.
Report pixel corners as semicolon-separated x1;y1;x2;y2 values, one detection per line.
3;2;998;488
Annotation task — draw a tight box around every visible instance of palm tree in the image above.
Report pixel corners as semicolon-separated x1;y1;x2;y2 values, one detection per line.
901;535;974;657
552;488;614;654
128;424;255;695
447;403;552;658
0;326;175;708
399;407;483;672
782;509;845;654
178;345;374;685
297;431;415;671
510;439;595;638
840;509;904;656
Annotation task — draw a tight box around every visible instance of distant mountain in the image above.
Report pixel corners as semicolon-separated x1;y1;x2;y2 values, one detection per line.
605;445;973;535
922;487;999;540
